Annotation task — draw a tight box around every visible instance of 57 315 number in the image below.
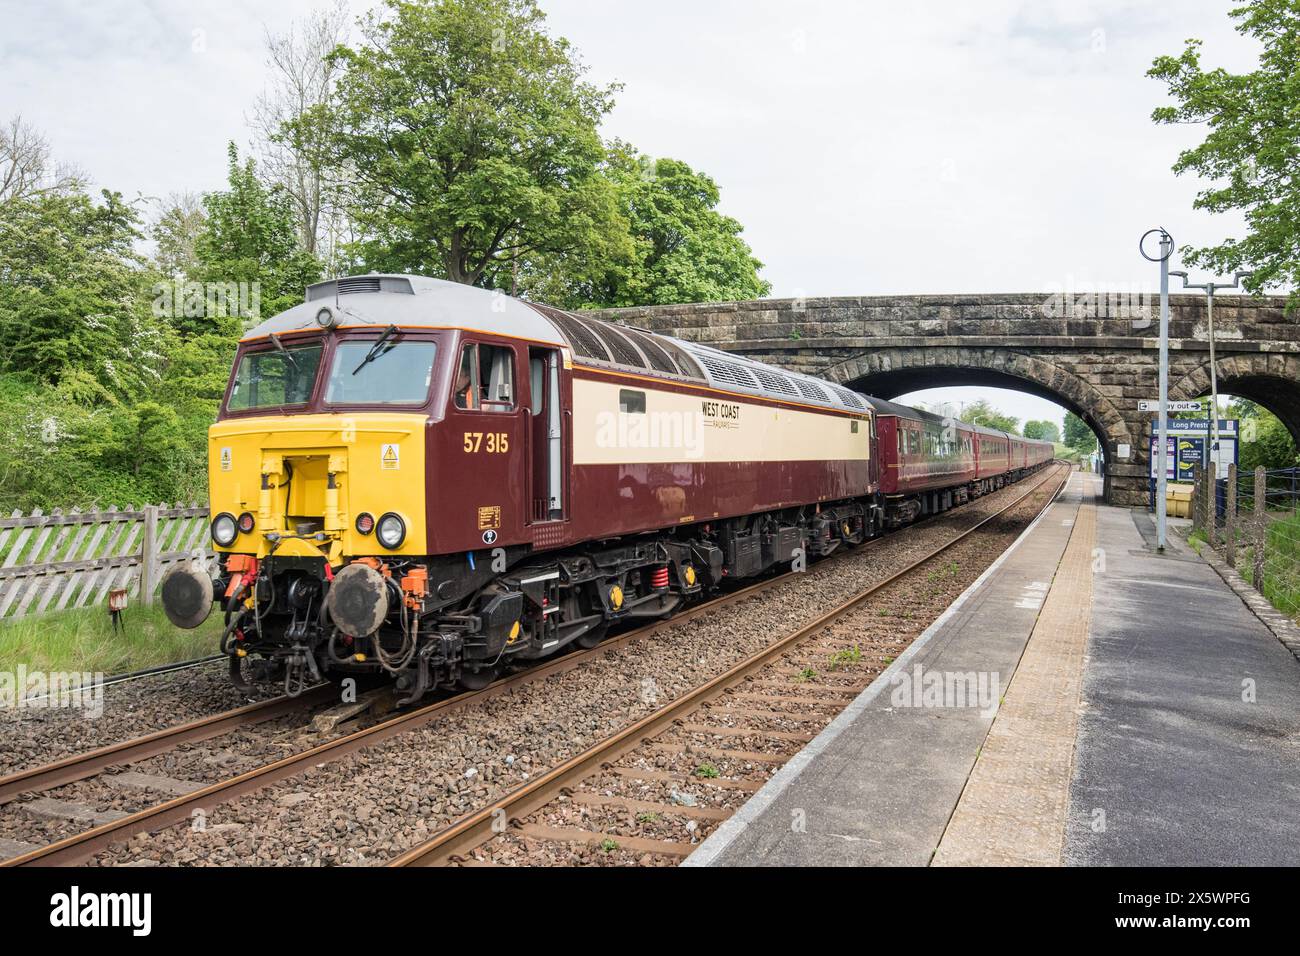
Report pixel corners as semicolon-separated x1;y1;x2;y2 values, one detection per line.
464;432;509;454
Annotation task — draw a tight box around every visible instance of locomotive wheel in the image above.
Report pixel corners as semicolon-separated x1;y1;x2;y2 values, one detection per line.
576;623;610;650
458;667;500;691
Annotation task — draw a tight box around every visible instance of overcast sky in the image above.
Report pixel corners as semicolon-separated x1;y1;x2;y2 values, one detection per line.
0;0;1261;429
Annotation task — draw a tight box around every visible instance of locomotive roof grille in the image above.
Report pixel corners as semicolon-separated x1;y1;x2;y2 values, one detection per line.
596;321;647;367
828;384;866;410
306;276;414;300
675;341;871;411
796;379;831;403
619;325;682;376
541;308;613;363
536;306;709;383
753;368;798;397
696;355;760;390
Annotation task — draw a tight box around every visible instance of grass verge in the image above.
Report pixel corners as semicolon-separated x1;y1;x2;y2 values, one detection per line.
1229;514;1300;624
0;603;222;676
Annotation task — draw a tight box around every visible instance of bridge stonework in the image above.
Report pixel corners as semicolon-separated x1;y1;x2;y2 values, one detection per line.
598;293;1300;507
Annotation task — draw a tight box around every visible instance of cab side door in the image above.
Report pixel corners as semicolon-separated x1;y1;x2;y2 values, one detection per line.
443;337;528;551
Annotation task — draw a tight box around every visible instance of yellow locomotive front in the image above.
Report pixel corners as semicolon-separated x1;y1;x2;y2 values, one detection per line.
161;275;573;702
162;306;434;694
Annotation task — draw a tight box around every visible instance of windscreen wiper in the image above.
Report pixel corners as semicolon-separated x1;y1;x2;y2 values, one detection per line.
353;324;399;376
269;332;299;371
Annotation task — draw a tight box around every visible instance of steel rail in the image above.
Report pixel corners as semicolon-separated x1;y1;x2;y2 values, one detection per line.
4;463;1065;868
19;655;228;705
389;463;1071;866
0;685;336;806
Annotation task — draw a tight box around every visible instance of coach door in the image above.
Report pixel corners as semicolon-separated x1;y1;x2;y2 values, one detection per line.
528;347;566;522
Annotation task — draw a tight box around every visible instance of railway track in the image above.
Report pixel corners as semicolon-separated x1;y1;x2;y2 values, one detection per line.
17;655;227;707
0;685;336;807
388;463;1071;866
2;463;1066;867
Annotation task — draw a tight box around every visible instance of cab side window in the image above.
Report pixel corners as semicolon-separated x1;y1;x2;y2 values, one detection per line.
454;342;515;412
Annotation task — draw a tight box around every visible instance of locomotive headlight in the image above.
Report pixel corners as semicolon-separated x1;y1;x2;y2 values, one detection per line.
211;513;238;548
376;513;406;550
315;306;337;329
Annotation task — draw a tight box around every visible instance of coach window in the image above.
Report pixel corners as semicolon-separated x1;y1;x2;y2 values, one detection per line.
455;343;515;412
619;389;646;414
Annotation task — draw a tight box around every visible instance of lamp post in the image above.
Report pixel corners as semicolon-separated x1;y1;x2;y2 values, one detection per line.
1140;228;1175;552
1167;270;1254;482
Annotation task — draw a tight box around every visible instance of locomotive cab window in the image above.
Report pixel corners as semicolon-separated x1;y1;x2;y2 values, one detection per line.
228;342;323;412
324;338;437;405
619;389;646;414
455;342;515;412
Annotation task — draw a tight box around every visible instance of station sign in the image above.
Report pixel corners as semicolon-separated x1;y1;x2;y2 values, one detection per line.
1139;400;1203;413
1149;419;1239;482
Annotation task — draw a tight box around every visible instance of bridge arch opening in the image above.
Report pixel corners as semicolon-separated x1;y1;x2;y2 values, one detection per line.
820;350;1126;498
1170;356;1300;481
1169;355;1300;467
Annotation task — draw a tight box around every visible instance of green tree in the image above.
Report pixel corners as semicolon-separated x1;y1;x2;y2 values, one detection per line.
531;145;770;307
1149;1;1300;307
193;143;321;334
1229;397;1298;471
963;400;1020;435
1063;412;1099;453
0;121;218;510
150;192;206;279
0;187;163;402
318;0;618;289
1023;419;1061;442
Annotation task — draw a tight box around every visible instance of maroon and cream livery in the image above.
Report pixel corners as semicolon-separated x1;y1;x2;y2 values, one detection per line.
166;274;1052;701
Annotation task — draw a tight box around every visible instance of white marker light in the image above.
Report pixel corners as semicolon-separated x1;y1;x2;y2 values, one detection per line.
211;513;238;547
377;513;406;550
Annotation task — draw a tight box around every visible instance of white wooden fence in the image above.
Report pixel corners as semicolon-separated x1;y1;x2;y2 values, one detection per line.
0;504;214;620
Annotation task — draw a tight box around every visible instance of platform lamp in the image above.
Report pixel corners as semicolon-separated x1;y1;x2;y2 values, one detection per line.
1140;228;1175;552
1167;270;1254;480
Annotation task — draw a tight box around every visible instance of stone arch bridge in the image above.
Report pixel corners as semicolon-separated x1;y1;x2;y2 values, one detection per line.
599;293;1299;507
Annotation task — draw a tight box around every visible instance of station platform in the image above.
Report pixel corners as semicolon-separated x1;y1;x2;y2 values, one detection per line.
686;471;1300;867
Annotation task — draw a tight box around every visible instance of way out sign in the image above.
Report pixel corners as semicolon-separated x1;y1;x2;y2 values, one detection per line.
1139;400;1203;413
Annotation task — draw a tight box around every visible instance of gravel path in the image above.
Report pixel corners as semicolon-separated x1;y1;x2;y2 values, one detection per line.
66;465;1065;867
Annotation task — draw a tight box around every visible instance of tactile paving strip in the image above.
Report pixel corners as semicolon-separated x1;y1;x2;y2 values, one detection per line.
931;501;1097;866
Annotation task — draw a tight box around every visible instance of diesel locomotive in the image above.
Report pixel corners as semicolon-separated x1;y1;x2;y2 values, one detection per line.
160;275;1054;702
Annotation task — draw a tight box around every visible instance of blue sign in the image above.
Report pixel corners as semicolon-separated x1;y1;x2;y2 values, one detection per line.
1149;420;1239;481
1161;419;1238;434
